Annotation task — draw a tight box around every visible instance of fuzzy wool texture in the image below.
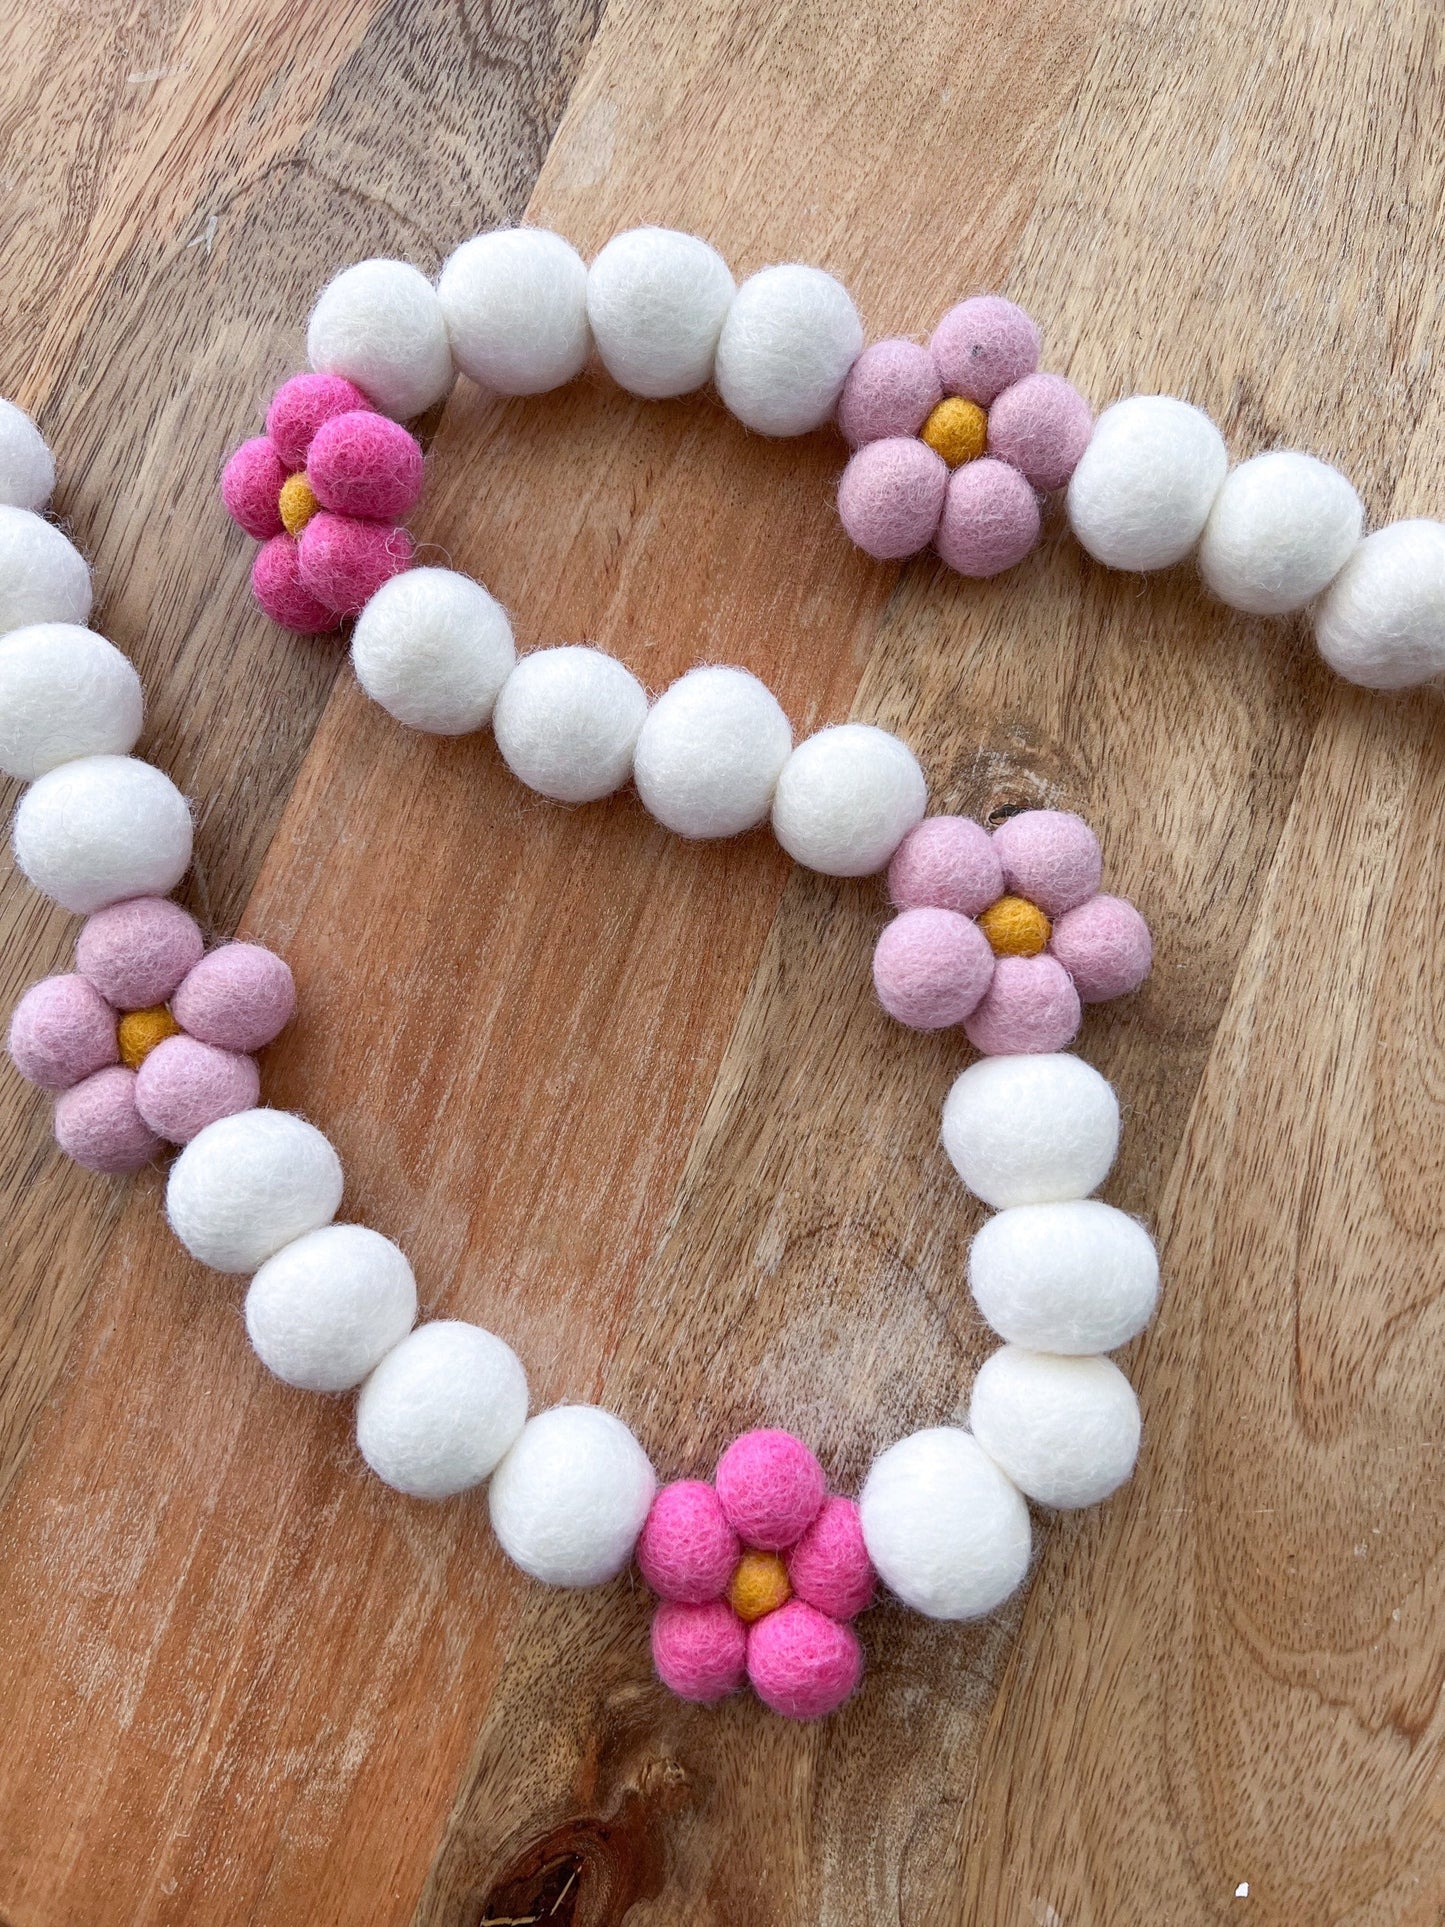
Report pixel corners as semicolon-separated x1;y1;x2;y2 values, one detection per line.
987;373;1093;492
8;973;119;1089
921;397;988;468
438;228;590;396
835;338;941;447
637;1479;741;1603
0;624;143;781
0;399;55;511
488;1405;657;1587
651;1598;747;1702
492;645;649;804
859;1426;1031;1620
1314;519;1445;689
306;410;425;522
221;437;289;540
170;942;296;1053
265;373;374;468
871;906;993;1029
297;512;414;617
746;1600;862;1720
53;1065;161;1173
771;723;926;877
1049;893;1153;1002
165;1107;343;1273
116;1004;180;1069
1066;394;1228;571
134;1035;259;1143
13;754;192;915
836;437;947;559
968;1199;1159;1354
888;815;1003;916
969;1346;1141;1508
586;226;735;399
963;952;1082;1056
992;809;1101;915
252;536;338;635
1198;450;1363;615
929;296;1040;406
941;1052;1120;1209
75;896;204;1009
356;1319;526;1497
631;664;792;837
786;1495;874;1620
714;1429;826;1551
935;458;1040;577
307;259;453;420
728;1549;791;1622
245;1223;418;1393
0;506;92;634
714;264;863;437
351;567;515;735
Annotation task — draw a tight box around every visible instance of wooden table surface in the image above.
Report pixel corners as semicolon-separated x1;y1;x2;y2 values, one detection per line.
3;1;1444;1921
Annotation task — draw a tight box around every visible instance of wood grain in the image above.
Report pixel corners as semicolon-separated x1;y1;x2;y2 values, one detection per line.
2;0;1445;1922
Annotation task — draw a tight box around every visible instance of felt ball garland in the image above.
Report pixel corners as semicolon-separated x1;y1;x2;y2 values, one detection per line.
6;263;1182;1721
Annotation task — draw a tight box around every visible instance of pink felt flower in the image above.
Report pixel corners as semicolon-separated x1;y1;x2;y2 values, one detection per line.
6;897;295;1173
637;1428;875;1720
221;373;422;634
835;295;1092;577
873;810;1152;1055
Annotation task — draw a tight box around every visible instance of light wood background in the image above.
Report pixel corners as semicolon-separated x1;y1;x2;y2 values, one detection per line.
2;1;1443;1921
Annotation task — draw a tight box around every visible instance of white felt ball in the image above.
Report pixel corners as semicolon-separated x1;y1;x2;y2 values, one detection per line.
632;664;792;837
437;228;590;396
167;1109;344;1274
858;1426;1031;1619
586;227;735;399
1066;395;1228;572
714;264;863;436
770;722;926;875
0;399;55;511
969;1347;1141;1509
307;258;453;420
352;567;515;734
0;505;92;635
942;1053;1120;1210
0;624;143;780
1314;519;1445;690
12;754;192;914
968;1200;1159;1354
356;1319;528;1499
245;1224;418;1392
492;645;649;803
1198;450;1363;616
488;1404;656;1586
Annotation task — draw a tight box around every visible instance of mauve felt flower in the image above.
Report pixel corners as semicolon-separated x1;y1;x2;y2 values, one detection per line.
638;1428;875;1720
872;809;1152;1055
835;296;1093;577
7;896;295;1173
222;373;422;634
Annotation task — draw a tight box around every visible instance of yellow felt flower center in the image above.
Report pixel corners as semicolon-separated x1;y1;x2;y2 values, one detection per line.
920;396;988;468
117;1005;181;1068
278;473;320;536
977;894;1051;958
728;1549;792;1623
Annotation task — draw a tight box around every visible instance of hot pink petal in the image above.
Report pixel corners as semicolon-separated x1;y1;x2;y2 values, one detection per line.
987;372;1094;491
637;1480;740;1603
964;953;1082;1055
872;907;993;1030
76;897;204;1010
837;438;947;560
935;457;1040;577
252;535;341;634
836;339;942;447
652;1599;748;1703
265;373;374;469
221;437;288;540
8;975;118;1090
1050;893;1153;1002
297;513;414;615
172;943;296;1054
888;816;1004;917
714;1430;826;1552
930;296;1040;406
746;1601;864;1720
991;809;1102;915
53;1066;162;1173
307;411;425;522
134;1034;260;1143
787;1496;875;1621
